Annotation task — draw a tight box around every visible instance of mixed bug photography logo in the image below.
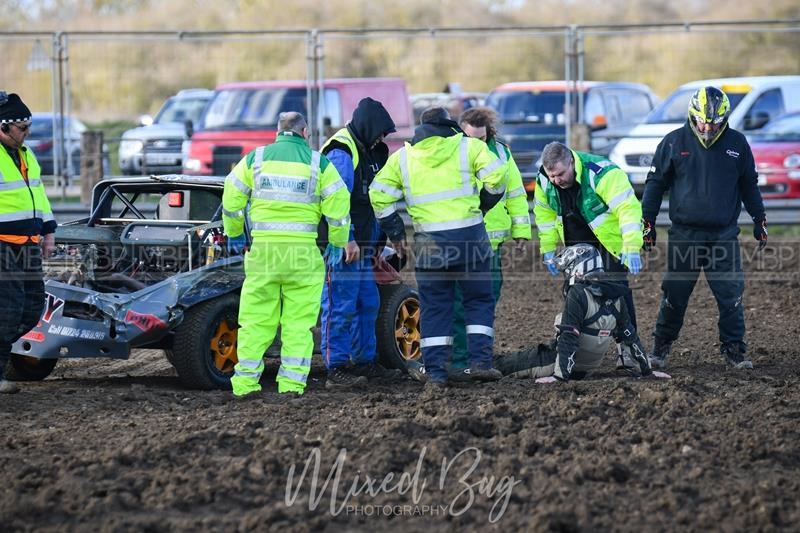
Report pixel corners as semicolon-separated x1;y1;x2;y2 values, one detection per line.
285;446;520;523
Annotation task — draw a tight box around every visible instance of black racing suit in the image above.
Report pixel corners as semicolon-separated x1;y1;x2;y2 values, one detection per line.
640;121;765;348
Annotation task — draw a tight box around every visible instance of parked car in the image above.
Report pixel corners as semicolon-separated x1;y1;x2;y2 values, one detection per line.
747;111;800;199
610;75;800;195
118;88;213;175
410;92;487;124
26;112;86;176
486;81;658;191
183;78;414;176
9;175;419;389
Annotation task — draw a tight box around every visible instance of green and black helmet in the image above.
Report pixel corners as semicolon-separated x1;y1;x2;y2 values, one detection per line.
688;86;731;148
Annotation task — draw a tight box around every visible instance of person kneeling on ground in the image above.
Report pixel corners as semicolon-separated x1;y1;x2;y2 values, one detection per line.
496;244;668;383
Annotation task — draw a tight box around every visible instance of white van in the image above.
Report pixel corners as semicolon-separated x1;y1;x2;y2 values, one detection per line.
609;76;800;193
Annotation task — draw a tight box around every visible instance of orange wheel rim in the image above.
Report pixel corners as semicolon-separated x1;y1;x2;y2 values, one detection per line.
394;296;421;361
210;319;238;373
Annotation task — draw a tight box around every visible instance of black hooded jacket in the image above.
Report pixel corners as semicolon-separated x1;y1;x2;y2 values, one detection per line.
320;97;396;253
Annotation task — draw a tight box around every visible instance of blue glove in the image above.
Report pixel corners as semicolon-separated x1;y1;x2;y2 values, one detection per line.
226;234;247;255
324;244;344;267
543;251;558;276
621;252;641;275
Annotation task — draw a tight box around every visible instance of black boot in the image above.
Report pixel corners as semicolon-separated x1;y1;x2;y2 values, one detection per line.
721;342;753;370
649;337;673;369
325;367;368;390
350;362;403;380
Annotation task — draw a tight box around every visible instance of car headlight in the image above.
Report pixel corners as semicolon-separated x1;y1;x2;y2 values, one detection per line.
119;140;144;159
783;153;800;168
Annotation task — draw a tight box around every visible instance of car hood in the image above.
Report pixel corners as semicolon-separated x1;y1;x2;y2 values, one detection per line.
122;122;187;141
624;122;682;138
750;141;800;163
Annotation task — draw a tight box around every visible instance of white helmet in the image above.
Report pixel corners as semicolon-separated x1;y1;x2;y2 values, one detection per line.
555;244;604;288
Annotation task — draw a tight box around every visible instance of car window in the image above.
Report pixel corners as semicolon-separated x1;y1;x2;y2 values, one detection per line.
29;117;53;138
486;90;566;124
646;87;748;124
156;96;210;125
584;90;608;125
615;90;653;124
748;113;800;142
200;88;307;130
744;88;784;123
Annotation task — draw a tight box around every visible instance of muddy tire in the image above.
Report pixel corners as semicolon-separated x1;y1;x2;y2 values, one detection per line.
376;283;421;371
5;355;57;381
170;293;240;390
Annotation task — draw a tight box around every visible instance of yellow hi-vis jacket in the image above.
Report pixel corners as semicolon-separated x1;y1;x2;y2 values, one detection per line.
222;132;351;247
483;137;531;249
0;146;56;242
534;149;642;257
369;133;508;234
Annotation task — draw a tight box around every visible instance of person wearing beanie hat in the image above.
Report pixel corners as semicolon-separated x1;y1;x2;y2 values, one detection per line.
0;91;57;394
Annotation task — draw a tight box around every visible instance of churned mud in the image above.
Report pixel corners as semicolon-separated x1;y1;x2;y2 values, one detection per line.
2;239;799;531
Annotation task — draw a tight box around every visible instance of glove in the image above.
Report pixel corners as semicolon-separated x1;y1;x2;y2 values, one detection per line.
620;252;641;275
543;251;558;276
642;218;656;251
753;217;768;251
323;243;344;267
226;234;247;255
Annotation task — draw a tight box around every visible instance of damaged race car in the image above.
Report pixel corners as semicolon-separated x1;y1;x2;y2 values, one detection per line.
10;175;421;389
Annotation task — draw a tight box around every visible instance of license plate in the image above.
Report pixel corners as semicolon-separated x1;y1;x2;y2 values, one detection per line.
757;174;767;185
145;153;179;166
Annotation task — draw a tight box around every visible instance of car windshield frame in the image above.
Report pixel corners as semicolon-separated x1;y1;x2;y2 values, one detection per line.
645;87;747;124
199;87;307;130
155;96;211;125
485;90;566;124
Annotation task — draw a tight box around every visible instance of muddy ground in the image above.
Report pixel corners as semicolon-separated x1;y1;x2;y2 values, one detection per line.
2;239;800;532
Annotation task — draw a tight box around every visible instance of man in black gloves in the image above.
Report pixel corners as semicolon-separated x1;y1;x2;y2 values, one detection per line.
641;86;767;370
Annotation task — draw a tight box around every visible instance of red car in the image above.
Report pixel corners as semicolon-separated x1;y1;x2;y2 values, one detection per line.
749;111;800;199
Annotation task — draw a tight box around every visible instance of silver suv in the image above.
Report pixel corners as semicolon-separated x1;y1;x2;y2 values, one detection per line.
119;88;212;175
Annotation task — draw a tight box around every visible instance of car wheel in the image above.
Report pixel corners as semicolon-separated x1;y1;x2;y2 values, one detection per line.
4;355;58;381
170;293;239;390
376;283;421;371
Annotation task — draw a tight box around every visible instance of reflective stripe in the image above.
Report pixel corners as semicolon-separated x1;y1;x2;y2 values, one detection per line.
588;213;609;230
466;325;494;337
413;215;483;233
320;178;346;199
0;179;41;191
507;186;526;199
234;369;261;379
511;215;530;225
420;336;454;348
223;207;244;218
370;181;404;199
537;222;556;231
375;204;398;218
0;210;36;222
42;212;55;222
253;146;264;179
227;173;252;197
477;157;505;180
494;140;508;163
534;199;550;209
281;356;311;367
253;190;319;204
251;222;317;232
620;222;642;234
326;214;351;227
401;142;475;206
487;230;510;240
607;188;635;210
538;173;549;190
308;151;321;195
278;367;309;384
237;358;264;370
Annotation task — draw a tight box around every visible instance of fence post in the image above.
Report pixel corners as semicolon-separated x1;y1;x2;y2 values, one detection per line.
80;131;103;204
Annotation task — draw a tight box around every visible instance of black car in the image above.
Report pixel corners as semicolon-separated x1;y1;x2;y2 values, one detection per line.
9;175;420;389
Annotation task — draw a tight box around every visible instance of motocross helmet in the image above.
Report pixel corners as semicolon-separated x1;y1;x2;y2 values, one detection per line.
555;243;604;295
688;86;731;148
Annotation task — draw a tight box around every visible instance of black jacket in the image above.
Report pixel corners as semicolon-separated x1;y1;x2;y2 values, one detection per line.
641;121;765;228
320;98;396;253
